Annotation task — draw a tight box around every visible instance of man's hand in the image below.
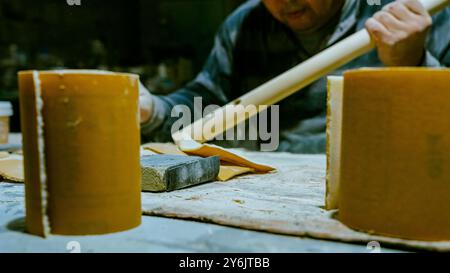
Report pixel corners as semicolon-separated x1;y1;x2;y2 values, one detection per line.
365;0;432;66
139;82;154;124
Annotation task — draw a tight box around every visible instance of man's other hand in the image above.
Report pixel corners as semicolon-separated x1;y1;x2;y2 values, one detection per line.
366;0;432;66
139;82;154;124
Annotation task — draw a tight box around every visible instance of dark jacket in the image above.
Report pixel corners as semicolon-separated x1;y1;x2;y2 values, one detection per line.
142;0;450;153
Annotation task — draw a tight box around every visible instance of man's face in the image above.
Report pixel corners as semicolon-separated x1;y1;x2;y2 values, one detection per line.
262;0;345;33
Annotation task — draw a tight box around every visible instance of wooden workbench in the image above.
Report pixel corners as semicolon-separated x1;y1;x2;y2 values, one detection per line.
0;182;404;253
0;134;403;253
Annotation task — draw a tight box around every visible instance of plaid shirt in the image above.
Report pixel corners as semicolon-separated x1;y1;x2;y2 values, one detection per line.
142;0;450;154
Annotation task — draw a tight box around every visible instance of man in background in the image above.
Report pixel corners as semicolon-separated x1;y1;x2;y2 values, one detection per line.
140;0;450;153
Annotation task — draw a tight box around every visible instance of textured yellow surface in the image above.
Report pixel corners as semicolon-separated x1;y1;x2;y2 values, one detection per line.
18;70;142;236
178;141;275;172
340;68;450;241
144;143;187;155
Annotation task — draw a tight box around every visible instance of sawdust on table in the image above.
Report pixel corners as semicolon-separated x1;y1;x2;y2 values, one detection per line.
141;150;450;252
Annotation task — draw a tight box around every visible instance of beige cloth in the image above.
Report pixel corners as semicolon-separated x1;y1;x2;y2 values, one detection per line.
142;143;275;181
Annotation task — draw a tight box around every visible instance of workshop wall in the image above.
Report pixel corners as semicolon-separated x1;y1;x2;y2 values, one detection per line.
0;0;245;131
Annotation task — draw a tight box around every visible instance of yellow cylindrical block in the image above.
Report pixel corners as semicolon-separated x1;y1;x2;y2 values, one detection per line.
18;70;141;236
340;68;450;241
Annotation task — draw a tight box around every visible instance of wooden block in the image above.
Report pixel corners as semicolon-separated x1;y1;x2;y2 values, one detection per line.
142;142;259;181
141;155;220;192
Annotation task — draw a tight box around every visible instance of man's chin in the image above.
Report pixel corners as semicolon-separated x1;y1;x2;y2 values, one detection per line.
282;15;319;34
287;23;319;34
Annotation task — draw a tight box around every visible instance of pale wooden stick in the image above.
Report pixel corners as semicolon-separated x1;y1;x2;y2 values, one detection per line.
173;0;449;143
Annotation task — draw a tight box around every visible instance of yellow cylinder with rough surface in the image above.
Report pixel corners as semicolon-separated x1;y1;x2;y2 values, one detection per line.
18;70;141;236
340;68;450;241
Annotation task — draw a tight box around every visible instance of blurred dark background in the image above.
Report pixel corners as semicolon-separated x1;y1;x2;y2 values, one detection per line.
0;0;246;132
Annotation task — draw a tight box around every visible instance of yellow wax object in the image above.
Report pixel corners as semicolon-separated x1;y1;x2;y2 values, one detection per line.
178;140;275;173
339;68;450;241
18;70;141;237
325;76;344;210
142;142;262;181
217;165;254;182
143;143;187;155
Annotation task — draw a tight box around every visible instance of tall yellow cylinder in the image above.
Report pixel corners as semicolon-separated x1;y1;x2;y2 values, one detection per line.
18;70;141;236
339;68;450;241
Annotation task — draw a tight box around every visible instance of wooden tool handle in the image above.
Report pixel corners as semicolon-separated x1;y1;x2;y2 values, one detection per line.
173;0;449;143
423;0;450;13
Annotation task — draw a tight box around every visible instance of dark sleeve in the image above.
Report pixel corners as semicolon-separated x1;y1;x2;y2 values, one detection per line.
141;19;238;143
443;47;450;67
276;112;328;154
421;8;450;67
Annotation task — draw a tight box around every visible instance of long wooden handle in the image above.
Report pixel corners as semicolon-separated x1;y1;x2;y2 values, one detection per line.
173;0;449;143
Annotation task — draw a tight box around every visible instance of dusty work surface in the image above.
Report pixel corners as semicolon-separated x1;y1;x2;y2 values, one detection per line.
0;134;400;253
142;151;450;252
0;183;403;253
